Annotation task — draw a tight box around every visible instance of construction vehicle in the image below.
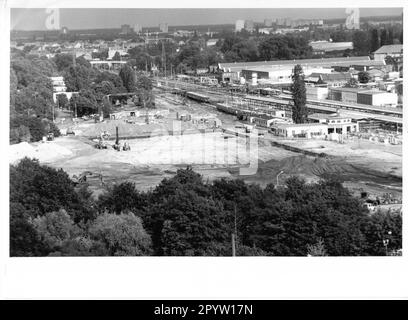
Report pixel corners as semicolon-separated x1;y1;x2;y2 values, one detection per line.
72;171;94;186
95;138;108;149
46;132;54;141
66;127;75;136
95;131;110;149
112;126;130;151
123;141;131;151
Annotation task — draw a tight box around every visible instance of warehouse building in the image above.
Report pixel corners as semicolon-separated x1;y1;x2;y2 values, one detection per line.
309;41;354;55
328;87;398;107
218;56;385;84
373;44;403;62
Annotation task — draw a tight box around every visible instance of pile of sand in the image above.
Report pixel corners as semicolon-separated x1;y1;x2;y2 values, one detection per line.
9;141;73;164
9;142;37;164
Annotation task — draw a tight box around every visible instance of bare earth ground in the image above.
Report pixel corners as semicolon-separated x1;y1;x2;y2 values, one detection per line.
9;97;402;200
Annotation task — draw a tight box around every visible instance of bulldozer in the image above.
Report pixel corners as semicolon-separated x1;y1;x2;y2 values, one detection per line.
72;171;94;186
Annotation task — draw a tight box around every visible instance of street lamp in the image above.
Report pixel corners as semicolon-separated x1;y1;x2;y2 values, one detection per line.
276;170;284;188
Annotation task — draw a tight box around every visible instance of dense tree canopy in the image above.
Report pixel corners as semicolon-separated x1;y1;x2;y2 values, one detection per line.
10;160;402;257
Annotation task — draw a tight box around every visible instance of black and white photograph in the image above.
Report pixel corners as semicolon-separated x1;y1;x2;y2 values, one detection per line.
1;0;407;301
7;4;404;257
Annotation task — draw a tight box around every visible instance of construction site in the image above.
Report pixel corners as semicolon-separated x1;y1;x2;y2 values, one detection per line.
9;83;403;211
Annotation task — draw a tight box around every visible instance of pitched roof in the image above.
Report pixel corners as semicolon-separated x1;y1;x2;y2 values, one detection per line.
308;72;352;82
218;56;371;70
374;45;403;54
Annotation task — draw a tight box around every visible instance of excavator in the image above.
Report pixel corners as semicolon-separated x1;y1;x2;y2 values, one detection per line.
113;126;131;151
95;131;110;149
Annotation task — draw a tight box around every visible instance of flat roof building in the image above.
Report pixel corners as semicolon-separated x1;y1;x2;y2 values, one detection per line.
373;44;403;62
310;41;353;54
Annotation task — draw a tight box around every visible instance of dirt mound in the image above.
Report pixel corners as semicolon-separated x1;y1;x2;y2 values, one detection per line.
244;155;360;183
9;141;73;164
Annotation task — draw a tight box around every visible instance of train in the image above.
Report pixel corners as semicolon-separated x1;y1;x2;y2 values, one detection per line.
186;91;211;103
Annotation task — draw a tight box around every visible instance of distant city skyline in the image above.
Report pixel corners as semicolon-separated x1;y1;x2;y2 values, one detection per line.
11;8;403;31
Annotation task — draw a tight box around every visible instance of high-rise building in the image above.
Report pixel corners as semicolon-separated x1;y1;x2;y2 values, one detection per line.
244;20;255;32
133;24;142;33
235;20;245;32
276;18;285;26
264;19;273;27
60;26;69;35
345;8;360;30
159;23;169;33
120;24;131;35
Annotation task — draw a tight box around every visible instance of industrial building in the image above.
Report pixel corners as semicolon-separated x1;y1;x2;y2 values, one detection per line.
270;123;328;138
218;56;385;84
309;41;353;55
373;44;403;62
305;72;353;87
306;86;329;100
328;87;398;107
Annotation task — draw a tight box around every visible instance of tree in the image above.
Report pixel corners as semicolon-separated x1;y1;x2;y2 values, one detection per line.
98;181;144;215
10;158;95;222
10;202;50;256
291;64;307;124
358;71;370;84
352;31;369;55
112;51;121;61
119;65;136;92
56;94;69;109
32;209;80;252
69;90;98;117
53;53;74;71
89;212;152;256
344;78;358;88
307;238;328;256
63;64;92;92
370;29;380;52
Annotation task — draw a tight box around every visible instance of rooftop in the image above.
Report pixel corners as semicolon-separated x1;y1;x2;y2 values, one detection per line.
308;112;350;120
272;123;328;128
310;41;353;52
219;56;371;70
330;87;393;95
307;72;353;82
374;44;403;54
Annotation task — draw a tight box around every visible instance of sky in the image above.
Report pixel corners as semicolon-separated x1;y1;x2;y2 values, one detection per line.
10;8;403;31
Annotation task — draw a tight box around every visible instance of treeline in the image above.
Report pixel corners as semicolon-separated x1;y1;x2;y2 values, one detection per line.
126;25;403;73
10;158;402;257
10;50;154;144
10;51;61;144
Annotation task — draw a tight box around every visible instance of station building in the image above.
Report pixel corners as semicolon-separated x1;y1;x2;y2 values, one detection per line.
270;123;328;138
308;113;359;134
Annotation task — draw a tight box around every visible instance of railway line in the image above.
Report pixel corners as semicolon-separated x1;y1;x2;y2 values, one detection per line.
154;78;403;125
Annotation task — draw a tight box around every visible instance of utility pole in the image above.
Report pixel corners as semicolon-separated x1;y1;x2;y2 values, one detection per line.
232;204;238;257
161;41;166;78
